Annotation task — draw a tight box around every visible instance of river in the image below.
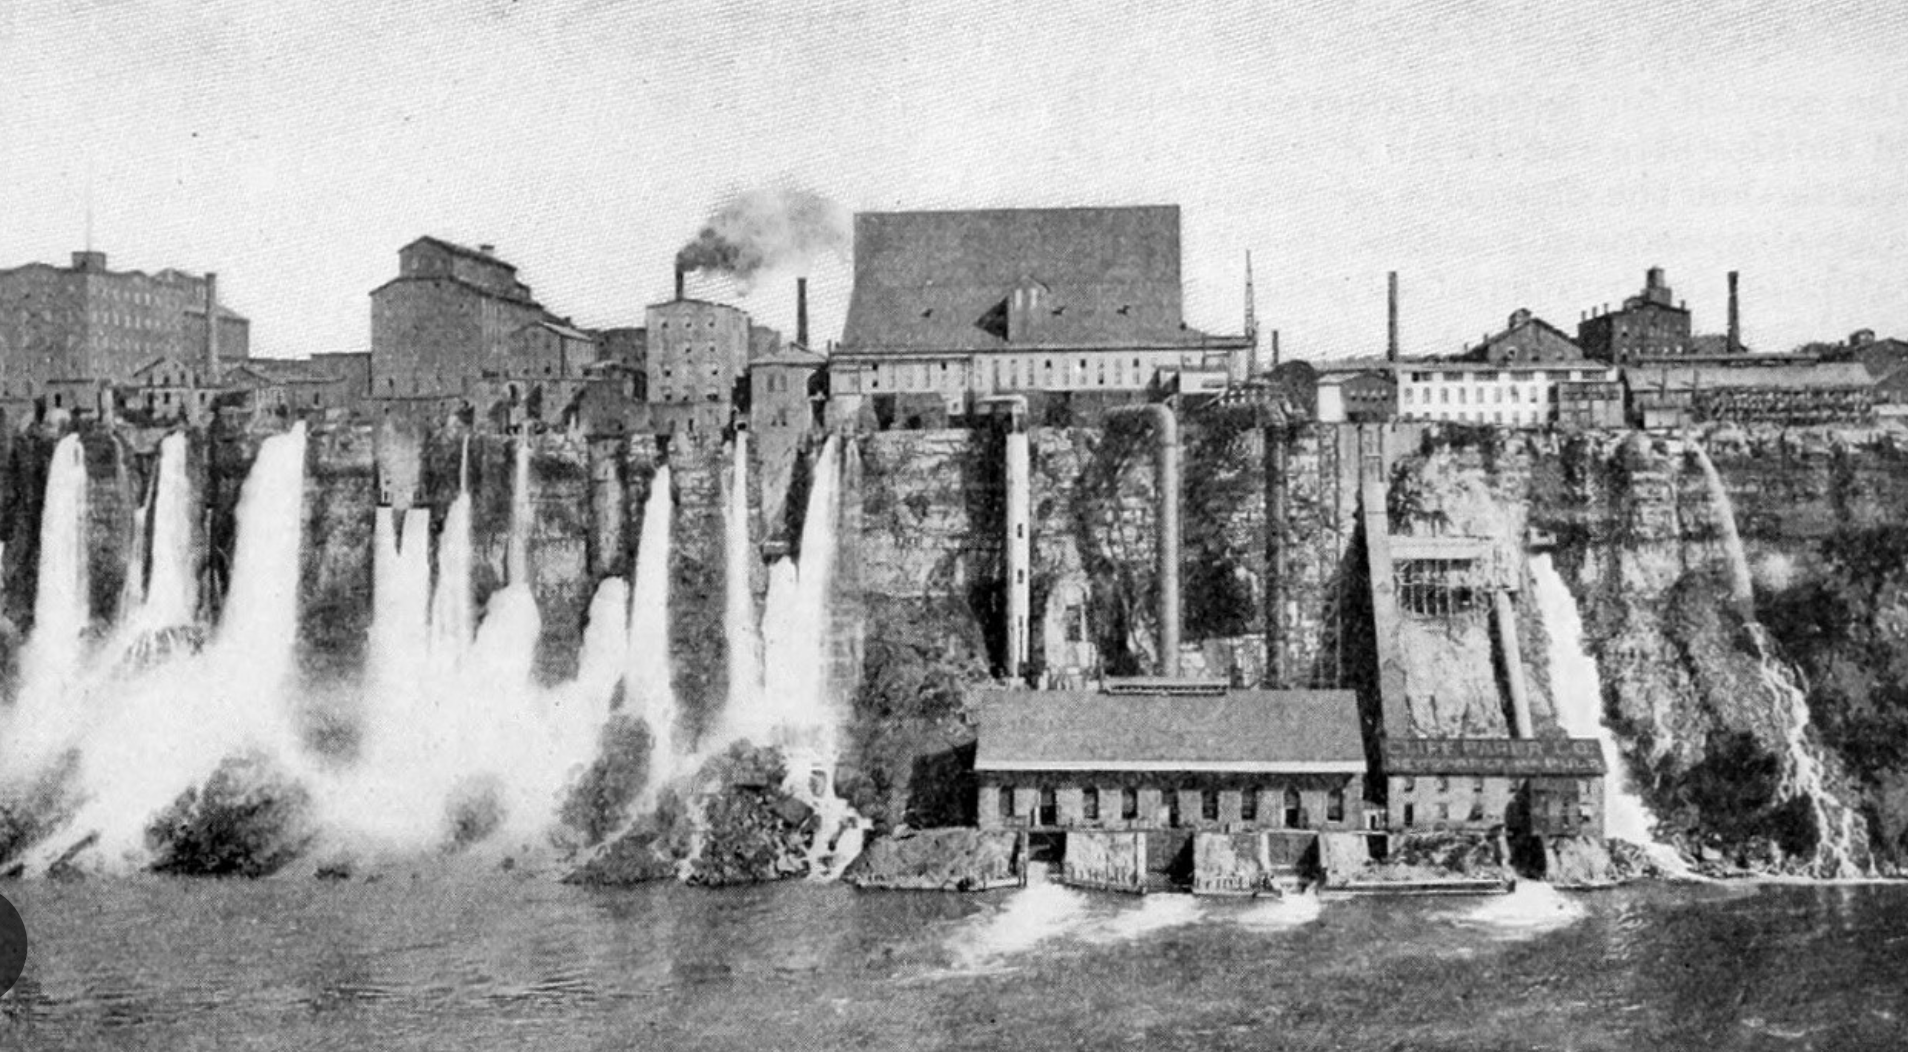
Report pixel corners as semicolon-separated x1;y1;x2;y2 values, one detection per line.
1;874;1903;1050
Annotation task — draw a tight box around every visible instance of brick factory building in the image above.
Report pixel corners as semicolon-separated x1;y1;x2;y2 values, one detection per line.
1577;267;1695;363
0;250;248;416
830;206;1253;427
976;686;1366;889
369;237;597;418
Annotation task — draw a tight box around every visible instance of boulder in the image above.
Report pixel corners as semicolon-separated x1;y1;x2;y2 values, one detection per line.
840;827;1018;890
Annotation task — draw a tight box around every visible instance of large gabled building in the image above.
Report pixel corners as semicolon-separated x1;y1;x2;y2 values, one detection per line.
368;237;597;417
830;206;1253;424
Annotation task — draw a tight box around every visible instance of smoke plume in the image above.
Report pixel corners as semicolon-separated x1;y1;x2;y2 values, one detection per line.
675;186;848;288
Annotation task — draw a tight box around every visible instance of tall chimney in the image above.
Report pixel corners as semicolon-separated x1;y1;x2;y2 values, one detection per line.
1271;329;1281;368
674;265;685;301
1387;271;1399;362
204;271;220;373
796;277;809;348
1727;271;1741;354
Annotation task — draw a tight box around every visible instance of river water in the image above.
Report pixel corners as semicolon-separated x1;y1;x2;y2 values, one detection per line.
1;875;1903;1051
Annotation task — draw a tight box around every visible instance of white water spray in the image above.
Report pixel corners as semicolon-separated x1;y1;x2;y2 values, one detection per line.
626;465;677;789
140;433;198;631
1689;441;1865;877
1531;554;1688;875
723;434;763;740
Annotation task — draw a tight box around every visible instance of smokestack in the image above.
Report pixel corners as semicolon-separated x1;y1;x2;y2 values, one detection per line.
1387;271;1399;362
204;271;220;373
674;265;685;302
1271;329;1281;368
1727;271;1741;354
796;277;809;347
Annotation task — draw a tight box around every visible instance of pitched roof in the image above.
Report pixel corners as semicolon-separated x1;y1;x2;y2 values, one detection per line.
406;236;518;272
224;357;342;385
840;206;1223;353
975;689;1366;773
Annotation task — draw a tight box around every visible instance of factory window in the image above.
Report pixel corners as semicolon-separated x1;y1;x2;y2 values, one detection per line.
1468;798;1485;822
1201;789;1218;822
1436;776;1449;793
1063;604;1083;642
999;787;1015;820
1037;788;1056;826
1493;386;1502;403
1442;388;1451;404
1120;787;1138;821
1436;802;1450;824
1167;791;1181;827
1241;789;1258;822
1283;787;1302;828
1402;777;1415;793
1327;788;1344;823
1402;803;1415;827
1082;788;1099;822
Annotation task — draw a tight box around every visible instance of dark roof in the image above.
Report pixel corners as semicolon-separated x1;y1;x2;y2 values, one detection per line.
975;689;1365;773
1466;314;1582;361
1623;361;1874;392
406;236;518;272
840;206;1229;353
225;358;342;385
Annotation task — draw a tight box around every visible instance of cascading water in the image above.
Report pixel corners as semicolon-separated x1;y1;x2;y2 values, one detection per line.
28;424;311;869
1689;440;1866;877
4;434;92;774
140;432;198;631
625;465;677;789
1530;553;1689;875
749;435;864;878
723;433;763;741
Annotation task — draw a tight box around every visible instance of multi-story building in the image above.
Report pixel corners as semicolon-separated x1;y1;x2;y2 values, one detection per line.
369;237;597;418
1577;267;1694;363
830;206;1253;425
1396;359;1619;428
0;250;248;412
644;273;760;436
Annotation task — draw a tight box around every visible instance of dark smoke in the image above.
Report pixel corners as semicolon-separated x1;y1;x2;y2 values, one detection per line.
675;186;849;288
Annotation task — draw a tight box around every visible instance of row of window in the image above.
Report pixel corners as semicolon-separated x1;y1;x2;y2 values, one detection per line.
998;785;1347;826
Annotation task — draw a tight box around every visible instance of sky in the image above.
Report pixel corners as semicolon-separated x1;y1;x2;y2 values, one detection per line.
1;0;1904;363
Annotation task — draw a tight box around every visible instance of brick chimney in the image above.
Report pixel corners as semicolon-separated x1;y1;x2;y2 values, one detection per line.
1387;271;1399;362
1727;271;1741;354
204;272;220;374
796;277;809;348
674;265;685;301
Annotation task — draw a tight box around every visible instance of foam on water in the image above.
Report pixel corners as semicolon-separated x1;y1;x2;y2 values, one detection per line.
1233;889;1324;930
1450;882;1586;938
1082;892;1204;943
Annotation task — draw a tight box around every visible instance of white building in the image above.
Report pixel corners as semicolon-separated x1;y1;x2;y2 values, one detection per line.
1396;360;1617;427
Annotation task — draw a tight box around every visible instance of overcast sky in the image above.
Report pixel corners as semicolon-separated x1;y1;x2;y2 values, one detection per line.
1;0;1904;362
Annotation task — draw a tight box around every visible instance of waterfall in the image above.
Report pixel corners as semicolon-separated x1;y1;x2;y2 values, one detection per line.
1689;440;1866;877
1530;553;1688;875
507;437;533;587
30;424;311;870
762;436;864;878
141;433;198;630
626;465;677;788
723;433;762;740
3;435;92;776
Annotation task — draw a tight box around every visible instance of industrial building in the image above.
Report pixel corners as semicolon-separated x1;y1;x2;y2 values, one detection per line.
830;206;1254;427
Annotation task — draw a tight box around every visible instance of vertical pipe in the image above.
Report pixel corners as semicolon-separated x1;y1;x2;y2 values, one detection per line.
1154;404;1180;678
796;277;810;348
1005;411;1031;680
1493;587;1534;738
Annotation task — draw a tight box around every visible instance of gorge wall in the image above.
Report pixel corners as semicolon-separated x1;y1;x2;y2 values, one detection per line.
5;412;1908;871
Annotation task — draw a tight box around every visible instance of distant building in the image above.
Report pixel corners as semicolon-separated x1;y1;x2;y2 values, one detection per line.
0;250;248;411
1315;365;1398;424
974;688;1368;836
1623;361;1875;429
1381;738;1607;838
1463;309;1583;365
1397;359;1618;428
831;206;1253;426
1577;267;1694;364
369;237;597;420
644;288;753;437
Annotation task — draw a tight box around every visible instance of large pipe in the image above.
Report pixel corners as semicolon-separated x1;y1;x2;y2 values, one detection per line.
1111;403;1180;677
1493;587;1534;738
982;396;1032;680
